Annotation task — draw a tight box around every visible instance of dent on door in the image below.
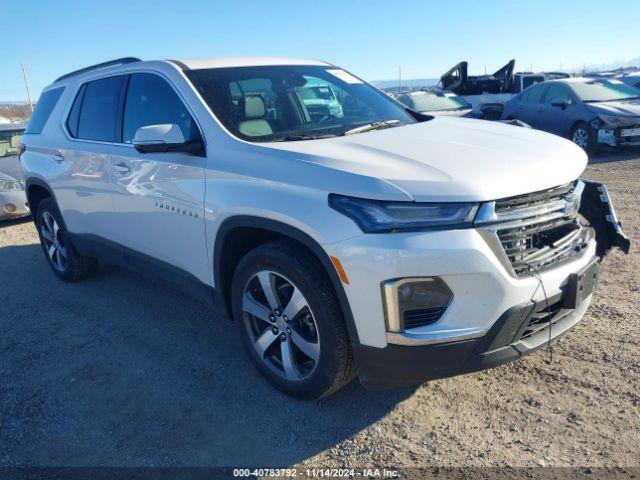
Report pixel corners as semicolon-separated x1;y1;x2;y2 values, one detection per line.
109;149;210;283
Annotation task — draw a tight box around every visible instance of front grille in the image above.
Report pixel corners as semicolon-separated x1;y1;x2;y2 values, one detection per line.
518;298;569;340
403;307;446;329
477;181;591;277
494;182;575;212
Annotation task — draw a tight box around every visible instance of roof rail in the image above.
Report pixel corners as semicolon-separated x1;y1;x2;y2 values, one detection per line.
55;57;141;83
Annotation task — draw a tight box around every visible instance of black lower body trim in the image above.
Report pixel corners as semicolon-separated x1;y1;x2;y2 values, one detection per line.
355;292;584;390
68;233;225;314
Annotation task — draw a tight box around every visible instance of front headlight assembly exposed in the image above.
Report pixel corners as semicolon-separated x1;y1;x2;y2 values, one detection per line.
596;114;640;129
329;194;478;233
0;179;22;193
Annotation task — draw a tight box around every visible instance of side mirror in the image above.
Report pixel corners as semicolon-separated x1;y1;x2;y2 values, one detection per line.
550;99;568;109
133;124;205;156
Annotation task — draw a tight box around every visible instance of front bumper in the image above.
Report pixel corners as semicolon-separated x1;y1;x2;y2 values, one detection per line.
355;290;592;389
597;125;640;147
0;190;29;219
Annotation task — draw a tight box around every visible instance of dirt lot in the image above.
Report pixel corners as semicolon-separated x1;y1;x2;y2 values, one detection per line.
1;151;638;471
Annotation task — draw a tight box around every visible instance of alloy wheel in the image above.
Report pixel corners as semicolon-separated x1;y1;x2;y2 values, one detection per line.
242;270;320;381
40;211;67;272
572;127;589;149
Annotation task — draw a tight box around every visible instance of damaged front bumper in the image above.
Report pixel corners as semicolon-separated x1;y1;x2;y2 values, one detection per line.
352;180;629;390
579;180;630;257
594;118;640;147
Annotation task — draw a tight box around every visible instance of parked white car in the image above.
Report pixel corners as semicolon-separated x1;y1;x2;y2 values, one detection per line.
20;57;629;398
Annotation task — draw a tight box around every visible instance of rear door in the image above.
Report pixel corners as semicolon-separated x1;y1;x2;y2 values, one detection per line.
108;72;209;284
56;76;126;238
537;84;579;137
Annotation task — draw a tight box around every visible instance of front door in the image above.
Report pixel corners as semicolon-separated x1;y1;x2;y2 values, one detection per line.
108;73;210;285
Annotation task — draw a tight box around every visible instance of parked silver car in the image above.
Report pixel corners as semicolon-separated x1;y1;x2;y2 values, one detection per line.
0;122;29;220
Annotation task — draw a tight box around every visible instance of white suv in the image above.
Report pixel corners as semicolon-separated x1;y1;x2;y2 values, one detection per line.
20;57;629;399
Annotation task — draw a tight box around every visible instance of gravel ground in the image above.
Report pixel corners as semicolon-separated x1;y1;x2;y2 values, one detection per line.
0;151;638;470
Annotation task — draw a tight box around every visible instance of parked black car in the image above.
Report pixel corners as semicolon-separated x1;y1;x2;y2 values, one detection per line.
502;78;640;153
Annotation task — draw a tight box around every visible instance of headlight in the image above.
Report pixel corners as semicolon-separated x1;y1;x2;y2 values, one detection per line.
597;114;640;129
0;179;22;192
329;194;478;233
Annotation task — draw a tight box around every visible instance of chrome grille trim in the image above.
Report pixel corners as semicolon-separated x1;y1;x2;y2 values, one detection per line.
475;181;592;277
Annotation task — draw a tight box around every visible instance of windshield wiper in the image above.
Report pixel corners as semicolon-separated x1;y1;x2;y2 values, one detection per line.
344;120;401;136
271;133;338;142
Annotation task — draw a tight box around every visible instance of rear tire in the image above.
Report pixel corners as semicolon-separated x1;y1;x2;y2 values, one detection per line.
231;239;355;399
570;122;597;155
36;198;96;282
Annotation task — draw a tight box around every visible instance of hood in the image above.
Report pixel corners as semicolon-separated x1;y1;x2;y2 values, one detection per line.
259;117;587;202
586;99;640;118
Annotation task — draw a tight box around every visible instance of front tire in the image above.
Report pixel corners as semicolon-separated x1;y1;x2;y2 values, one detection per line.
231;240;355;399
36;198;96;282
570;122;597;155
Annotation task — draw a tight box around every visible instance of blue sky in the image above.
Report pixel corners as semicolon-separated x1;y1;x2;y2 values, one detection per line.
1;0;639;101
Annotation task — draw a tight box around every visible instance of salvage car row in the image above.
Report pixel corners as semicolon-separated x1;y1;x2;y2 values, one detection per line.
389;60;640;153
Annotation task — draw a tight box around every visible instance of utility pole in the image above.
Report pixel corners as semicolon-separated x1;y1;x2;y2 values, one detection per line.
21;64;34;112
398;66;402;89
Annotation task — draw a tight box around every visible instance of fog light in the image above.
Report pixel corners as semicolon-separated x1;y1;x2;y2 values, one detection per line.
382;277;453;332
4;203;16;214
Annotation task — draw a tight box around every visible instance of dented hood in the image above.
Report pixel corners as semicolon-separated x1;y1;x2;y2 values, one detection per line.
262;116;587;202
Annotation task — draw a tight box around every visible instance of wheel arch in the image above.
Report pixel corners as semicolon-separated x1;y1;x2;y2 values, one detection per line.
24;178;59;218
214;216;360;345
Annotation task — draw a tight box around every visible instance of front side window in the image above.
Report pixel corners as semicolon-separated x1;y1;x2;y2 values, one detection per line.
25;87;64;134
122;73;201;144
75;76;126;142
185;65;416;142
570;79;640;102
544;84;574;105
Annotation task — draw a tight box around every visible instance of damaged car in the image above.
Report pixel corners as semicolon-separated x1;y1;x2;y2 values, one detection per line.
395;88;528;125
502;77;640;153
436;59;567;119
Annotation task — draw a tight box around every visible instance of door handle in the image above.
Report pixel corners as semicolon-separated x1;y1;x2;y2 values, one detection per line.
112;162;131;174
52;153;65;163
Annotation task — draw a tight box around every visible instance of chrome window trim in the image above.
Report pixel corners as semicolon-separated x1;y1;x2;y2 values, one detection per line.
58;69;207;152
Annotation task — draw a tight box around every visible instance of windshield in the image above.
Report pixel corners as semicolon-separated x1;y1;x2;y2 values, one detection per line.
400;92;470;112
185;65;416;142
570;79;640;102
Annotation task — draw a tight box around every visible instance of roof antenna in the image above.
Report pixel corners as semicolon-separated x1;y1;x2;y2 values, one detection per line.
21;64;34;113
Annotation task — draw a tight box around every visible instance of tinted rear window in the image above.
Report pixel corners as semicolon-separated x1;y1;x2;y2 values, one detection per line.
24;87;65;134
66;84;86;138
76;76;125;142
